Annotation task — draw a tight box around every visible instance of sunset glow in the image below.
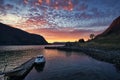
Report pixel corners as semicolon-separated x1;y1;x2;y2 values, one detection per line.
0;0;120;43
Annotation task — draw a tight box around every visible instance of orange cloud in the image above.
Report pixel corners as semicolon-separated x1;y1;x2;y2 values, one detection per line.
24;0;28;4
67;0;74;11
38;0;43;5
23;0;75;11
46;0;50;5
54;1;59;10
53;0;74;11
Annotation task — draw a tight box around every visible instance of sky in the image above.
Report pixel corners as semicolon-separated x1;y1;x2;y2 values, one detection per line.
0;0;120;43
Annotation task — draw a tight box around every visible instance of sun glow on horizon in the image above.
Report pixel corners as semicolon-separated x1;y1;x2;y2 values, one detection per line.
26;28;91;43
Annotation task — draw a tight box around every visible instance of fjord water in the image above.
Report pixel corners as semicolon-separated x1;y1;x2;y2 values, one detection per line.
0;46;120;80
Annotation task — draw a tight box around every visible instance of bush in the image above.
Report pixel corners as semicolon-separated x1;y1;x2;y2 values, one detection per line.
78;39;85;43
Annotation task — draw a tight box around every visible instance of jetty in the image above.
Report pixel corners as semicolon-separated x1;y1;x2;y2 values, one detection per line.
0;58;35;80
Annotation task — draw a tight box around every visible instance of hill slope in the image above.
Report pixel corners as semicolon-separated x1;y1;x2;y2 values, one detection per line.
0;23;48;45
94;16;120;44
99;16;120;36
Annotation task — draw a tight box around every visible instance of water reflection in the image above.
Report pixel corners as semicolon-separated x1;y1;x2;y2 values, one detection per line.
0;46;120;80
114;64;120;72
25;49;120;80
35;63;45;72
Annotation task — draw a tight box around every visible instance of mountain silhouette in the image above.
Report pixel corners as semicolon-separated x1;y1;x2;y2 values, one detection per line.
98;16;120;37
0;23;48;45
93;16;120;44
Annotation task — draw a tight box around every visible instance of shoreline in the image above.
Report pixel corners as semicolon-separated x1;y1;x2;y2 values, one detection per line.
45;46;120;66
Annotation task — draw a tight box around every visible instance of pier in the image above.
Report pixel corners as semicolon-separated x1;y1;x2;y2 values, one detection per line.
0;58;35;80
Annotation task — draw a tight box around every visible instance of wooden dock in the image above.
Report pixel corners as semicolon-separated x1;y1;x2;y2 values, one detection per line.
0;57;35;80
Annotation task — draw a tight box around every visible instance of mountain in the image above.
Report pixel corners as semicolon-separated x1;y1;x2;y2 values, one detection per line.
98;16;120;37
0;23;48;45
93;16;120;44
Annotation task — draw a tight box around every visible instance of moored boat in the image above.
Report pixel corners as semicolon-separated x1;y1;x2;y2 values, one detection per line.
34;55;46;65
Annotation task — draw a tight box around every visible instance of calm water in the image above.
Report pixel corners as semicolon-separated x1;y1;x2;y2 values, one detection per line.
0;46;120;80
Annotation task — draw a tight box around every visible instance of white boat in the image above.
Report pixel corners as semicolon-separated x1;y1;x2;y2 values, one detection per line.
34;55;46;65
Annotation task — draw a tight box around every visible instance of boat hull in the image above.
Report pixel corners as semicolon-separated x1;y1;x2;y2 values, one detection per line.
34;62;45;72
34;62;45;66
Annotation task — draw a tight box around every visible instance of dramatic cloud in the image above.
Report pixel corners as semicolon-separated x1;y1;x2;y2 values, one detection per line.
0;0;120;42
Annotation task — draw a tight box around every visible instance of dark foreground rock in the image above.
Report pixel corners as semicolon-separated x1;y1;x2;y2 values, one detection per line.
0;23;48;45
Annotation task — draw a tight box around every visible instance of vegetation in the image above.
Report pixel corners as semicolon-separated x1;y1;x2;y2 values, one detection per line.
78;39;85;43
90;34;95;40
65;33;120;50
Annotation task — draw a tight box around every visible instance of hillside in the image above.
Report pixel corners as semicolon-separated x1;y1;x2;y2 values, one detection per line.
93;16;120;44
99;16;120;36
0;23;48;45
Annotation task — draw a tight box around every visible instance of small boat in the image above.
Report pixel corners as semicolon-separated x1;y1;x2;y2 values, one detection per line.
34;55;46;65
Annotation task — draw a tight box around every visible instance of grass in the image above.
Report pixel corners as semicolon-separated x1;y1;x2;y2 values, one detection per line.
65;41;120;51
65;33;120;50
84;42;120;50
81;34;120;50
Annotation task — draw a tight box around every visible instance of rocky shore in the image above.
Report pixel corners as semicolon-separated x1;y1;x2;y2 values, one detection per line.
45;46;120;66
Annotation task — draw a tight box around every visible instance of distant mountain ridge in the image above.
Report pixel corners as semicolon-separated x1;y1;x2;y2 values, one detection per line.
0;23;48;45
